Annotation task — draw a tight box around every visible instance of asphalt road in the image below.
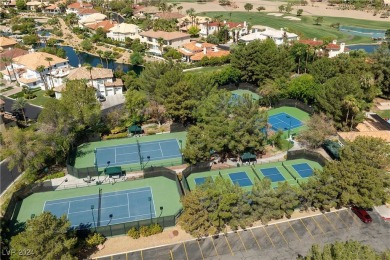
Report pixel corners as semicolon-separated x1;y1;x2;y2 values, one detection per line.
0;160;22;195
93;208;390;260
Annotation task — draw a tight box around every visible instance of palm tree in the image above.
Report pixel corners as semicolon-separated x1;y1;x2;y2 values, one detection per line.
74;48;82;66
177;5;183;13
186;8;196;26
205;18;210;37
45;57;55;89
36;65;48;90
96;50;104;66
343;95;358;129
1;57;12;81
12;97;27;124
86;65;94;89
157;37;165;56
103;51;111;68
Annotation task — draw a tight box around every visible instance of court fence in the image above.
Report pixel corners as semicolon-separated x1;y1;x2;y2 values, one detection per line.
273;99;315;115
286;149;328;167
181;162;211;192
88;208;183;237
143;166;185;197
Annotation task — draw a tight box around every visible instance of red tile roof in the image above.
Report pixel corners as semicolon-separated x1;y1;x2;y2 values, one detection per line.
85;20;115;31
78;8;99;15
67;2;92;9
0;48;29;70
182;41;215;52
191;48;230;61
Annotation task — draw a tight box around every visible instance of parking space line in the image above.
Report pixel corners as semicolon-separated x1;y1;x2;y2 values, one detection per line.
334;211;350;229
141;250;144;260
183;242;189;260
237;232;247;251
211;237;219;257
300;219;314;238
263;227;275;247
275;225;288;245
288;222;301;240
224;235;234;255
323;214;338;232
197;240;205;260
170;250;174;260
126;253;128;260
311;217;325;234
346;209;361;225
250;229;262;249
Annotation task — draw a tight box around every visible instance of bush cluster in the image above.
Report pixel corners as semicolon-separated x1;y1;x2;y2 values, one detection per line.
127;224;163;239
102;132;128;140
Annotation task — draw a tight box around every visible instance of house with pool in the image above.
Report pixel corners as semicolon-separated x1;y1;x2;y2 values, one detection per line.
0;51;70;90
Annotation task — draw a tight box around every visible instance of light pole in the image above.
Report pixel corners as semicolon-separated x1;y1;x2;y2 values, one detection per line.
148;197;152;223
159;206;164;227
91;205;96;232
142;156;151;170
179;140;183;164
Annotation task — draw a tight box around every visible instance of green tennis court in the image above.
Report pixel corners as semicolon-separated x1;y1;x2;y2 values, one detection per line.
282;159;322;180
16;176;182;225
71;132;187;173
267;107;310;137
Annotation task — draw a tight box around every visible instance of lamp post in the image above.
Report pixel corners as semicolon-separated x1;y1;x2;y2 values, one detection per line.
142;156;151;170
148;197;152;223
179;140;183;164
159;206;164;227
91;205;97;232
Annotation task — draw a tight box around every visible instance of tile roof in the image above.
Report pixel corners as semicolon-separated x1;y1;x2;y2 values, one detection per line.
155;12;184;20
18;77;39;84
181;41;215;52
45;4;59;10
67;67;113;80
299;39;348;51
13;52;68;71
109;23;139;34
85;20;115;31
79;13;107;24
190;48;230;61
0;48;28;70
78;8;99;15
140;30;190;41
67;2;92;9
104;79;123;87
0;37;17;47
338;131;390;142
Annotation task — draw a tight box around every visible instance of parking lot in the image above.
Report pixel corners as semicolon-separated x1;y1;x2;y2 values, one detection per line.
94;209;390;260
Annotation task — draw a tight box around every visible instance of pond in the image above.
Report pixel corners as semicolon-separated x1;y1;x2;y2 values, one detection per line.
35;44;142;74
347;44;380;53
339;26;386;39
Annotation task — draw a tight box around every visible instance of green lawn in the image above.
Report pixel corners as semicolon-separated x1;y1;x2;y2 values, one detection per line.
184;65;228;74
9;89;53;107
16;176;182;224
198;12;390;44
377;110;390;119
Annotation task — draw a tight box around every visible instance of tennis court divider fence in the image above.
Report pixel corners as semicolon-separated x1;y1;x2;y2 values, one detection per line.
273;99;315;115
181;162;211;192
286;149;328;167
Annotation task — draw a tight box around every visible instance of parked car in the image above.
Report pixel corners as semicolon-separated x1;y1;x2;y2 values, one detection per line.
351;206;372;223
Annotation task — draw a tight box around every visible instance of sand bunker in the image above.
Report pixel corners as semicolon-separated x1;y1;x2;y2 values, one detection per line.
267;13;284;16
284;16;302;21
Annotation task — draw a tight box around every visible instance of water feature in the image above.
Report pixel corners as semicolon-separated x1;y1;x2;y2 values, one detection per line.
339;25;386;39
347;44;380;53
35;44;142;74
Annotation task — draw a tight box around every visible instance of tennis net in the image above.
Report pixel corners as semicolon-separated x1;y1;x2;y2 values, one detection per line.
136;139;142;164
97;188;102;226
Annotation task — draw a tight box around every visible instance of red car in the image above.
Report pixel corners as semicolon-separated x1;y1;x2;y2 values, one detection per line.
351;206;372;223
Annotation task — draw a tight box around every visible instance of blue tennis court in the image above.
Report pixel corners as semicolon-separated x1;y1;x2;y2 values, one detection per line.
268;113;302;132
229;172;253;187
43;187;156;228
260;167;286;182
95;139;181;168
292;163;313;178
194;177;213;185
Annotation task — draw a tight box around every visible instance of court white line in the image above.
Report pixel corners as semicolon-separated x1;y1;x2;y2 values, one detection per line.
158;143;164;157
114;147;117;164
68;203;129;215
149;187;156;216
42;201;47;213
67;201;71;217
127;193;131;218
95;139;178;152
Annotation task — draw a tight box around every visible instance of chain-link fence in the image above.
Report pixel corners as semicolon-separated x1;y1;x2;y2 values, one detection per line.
273;99;315;115
286;149;328;167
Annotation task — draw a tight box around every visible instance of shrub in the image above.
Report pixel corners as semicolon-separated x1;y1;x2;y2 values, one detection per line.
110;126;126;134
24;93;37;99
102;132;128;140
148;223;163;235
127;227;140;239
38;172;65;182
139;225;150;237
86;233;106;248
45;89;55;97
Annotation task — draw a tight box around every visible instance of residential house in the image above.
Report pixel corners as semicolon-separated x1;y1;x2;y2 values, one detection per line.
139;30;191;55
240;28;298;45
299;39;348;58
66;2;93;14
2;0;16;8
179;41;230;62
0;36;17;49
54;67;123;99
79;13;107;28
85;20;115;32
133;5;160;19
199;20;248;39
1;51;70;90
77;8;99;19
26;1;48;11
250;25;268;33
0;48;28;70
178;15;210;33
44;4;62;14
107;23;141;41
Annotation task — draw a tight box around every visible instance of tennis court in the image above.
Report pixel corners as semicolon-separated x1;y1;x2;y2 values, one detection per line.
292;163;313;178
194;177;213;185
229;172;253;187
43;187;156;227
95;139;181;168
259;167;286;182
268;113;302;132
